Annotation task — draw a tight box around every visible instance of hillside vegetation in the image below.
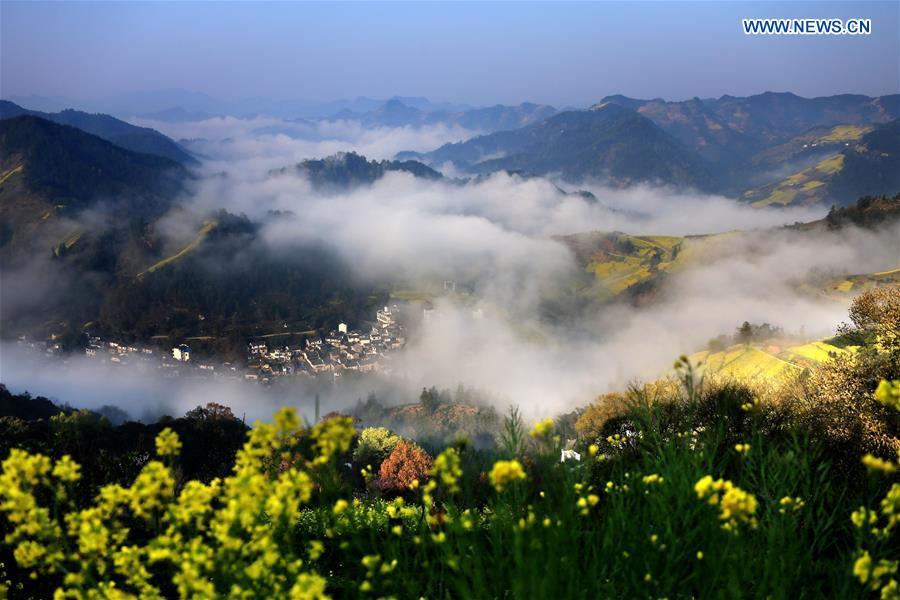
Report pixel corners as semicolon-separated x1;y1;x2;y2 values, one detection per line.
745;120;900;207
1;287;898;598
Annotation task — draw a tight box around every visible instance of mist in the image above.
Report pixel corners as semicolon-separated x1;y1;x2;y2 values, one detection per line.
2;118;897;422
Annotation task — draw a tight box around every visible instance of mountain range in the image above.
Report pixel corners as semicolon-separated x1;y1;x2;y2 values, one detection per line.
399;103;715;190
0;110;897;355
400;92;900;204
0;100;197;165
0;116;376;350
329;99;558;132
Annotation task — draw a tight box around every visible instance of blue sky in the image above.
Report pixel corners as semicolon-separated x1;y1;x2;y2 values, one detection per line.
2;1;898;106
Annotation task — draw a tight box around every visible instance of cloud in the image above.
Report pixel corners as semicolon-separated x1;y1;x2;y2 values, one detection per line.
3;123;897;422
131;115;479;172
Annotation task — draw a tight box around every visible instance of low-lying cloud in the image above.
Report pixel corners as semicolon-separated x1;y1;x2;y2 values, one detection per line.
2;117;897;422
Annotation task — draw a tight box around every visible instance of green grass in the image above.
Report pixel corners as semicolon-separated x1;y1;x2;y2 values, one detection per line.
296;393;880;599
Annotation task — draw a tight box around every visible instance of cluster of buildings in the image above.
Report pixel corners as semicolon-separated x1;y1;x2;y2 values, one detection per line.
43;304;409;385
244;304;406;382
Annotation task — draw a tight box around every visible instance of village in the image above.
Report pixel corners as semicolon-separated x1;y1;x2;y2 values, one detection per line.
16;304;408;385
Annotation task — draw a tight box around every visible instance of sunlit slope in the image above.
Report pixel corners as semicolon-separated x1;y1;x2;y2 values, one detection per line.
562;231;734;302
693;346;800;379
691;339;855;380
743;119;900;208
806;268;900;300
745;153;844;208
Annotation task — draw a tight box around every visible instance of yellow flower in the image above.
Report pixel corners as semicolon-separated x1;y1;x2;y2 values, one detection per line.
863;454;897;475
642;474;663;485
311;415;356;464
778;496;805;514
430;448;463;494
696;551;704;560
155;428;182;457
530;418;553;438
734;443;750;455
488;460;526;492
606;433;626;449
52;455;81;483
333;499;349;515
854;552;872;584
308;540;324;560
588;444;599;457
129;461;175;519
695;475;757;530
874;380;900;411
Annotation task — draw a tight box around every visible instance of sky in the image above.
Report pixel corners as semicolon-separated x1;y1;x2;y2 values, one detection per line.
1;1;898;108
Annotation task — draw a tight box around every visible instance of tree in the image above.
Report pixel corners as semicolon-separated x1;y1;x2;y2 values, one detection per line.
419;386;442;413
377;441;432;492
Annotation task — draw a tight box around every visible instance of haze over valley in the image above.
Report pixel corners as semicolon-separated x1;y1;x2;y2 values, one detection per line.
3;3;900;597
2;87;898;422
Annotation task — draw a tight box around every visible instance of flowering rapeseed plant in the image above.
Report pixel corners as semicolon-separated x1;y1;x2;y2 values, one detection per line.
0;409;332;599
850;380;900;599
489;460;526;492
530;418;554;438
875;380;900;411
155;427;182;457
694;476;758;531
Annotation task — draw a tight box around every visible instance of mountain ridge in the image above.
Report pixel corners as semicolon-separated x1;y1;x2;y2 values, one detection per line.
0;100;198;165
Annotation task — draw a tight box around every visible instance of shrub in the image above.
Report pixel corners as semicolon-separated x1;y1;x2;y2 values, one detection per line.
353;427;401;468
575;392;631;442
377;441;432;492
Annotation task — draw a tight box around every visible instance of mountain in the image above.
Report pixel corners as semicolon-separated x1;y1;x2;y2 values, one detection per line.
274;152;443;190
599;92;900;173
397;92;899;202
0;116;189;262
400;103;714;188
744;120;900;207
0;118;378;348
363;99;426;127
0;100;198;165
558;194;900;308
137;106;218;123
328;99;557;133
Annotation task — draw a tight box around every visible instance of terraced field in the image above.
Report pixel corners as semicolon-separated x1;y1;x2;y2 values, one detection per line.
817;269;900;297
579;234;685;298
692;339;854;380
692;345;800;380
746;153;845;208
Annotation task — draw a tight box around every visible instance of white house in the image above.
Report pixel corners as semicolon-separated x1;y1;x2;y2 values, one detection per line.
172;344;191;362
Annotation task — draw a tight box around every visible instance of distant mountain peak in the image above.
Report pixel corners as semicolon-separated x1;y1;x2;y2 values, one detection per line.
272;151;442;190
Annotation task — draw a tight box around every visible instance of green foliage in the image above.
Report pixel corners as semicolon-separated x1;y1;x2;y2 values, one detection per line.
353;427;401;469
499;405;526;458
